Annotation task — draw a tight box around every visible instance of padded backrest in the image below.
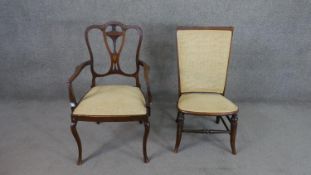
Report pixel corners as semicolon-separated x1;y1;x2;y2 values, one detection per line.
177;28;233;94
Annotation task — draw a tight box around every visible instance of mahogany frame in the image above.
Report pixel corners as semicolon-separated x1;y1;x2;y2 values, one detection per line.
67;21;152;165
174;26;239;155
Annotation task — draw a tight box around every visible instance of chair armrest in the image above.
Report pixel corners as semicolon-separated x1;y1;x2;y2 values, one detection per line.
67;60;91;110
138;60;152;107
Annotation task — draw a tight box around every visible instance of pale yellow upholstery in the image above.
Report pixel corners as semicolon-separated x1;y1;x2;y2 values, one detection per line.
177;30;232;93
178;93;238;115
73;85;146;116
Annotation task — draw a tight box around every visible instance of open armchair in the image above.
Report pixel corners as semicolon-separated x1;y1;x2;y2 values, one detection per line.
67;21;151;165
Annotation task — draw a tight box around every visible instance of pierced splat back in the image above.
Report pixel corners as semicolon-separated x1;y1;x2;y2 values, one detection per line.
85;21;143;87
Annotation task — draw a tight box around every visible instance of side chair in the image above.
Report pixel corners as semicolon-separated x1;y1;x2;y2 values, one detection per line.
67;21;152;165
174;26;239;155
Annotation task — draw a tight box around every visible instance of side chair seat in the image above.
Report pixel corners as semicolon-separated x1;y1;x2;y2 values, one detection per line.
178;93;238;115
73;85;147;116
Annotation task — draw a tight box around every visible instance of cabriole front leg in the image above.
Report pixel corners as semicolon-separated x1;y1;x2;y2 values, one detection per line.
71;121;82;165
143;120;150;163
230;114;238;155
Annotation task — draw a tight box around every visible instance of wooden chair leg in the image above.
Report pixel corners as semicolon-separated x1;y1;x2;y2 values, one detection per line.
174;112;184;153
71;121;82;165
143;120;150;163
230;114;238;155
216;116;221;124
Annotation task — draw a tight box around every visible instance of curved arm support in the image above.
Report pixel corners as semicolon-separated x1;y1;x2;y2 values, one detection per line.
67;60;91;111
138;61;152;108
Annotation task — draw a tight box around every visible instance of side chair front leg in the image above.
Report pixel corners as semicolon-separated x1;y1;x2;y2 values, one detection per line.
174;111;184;153
230;114;238;155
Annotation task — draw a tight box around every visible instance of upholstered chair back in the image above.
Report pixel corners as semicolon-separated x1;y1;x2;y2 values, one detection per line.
177;28;233;94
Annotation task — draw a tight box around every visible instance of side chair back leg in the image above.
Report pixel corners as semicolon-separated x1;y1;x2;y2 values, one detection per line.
215;116;221;124
71;121;82;165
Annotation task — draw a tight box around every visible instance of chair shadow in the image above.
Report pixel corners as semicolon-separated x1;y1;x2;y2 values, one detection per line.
182;117;232;153
83;123;141;163
147;102;179;159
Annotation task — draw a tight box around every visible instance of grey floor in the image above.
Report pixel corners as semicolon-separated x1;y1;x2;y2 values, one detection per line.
0;99;311;175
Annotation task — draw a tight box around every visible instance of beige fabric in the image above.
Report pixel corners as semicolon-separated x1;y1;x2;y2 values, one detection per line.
73;85;146;116
177;30;232;93
178;93;238;114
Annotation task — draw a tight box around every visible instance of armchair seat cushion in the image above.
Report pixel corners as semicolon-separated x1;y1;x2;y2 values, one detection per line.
73;85;146;116
178;93;238;115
